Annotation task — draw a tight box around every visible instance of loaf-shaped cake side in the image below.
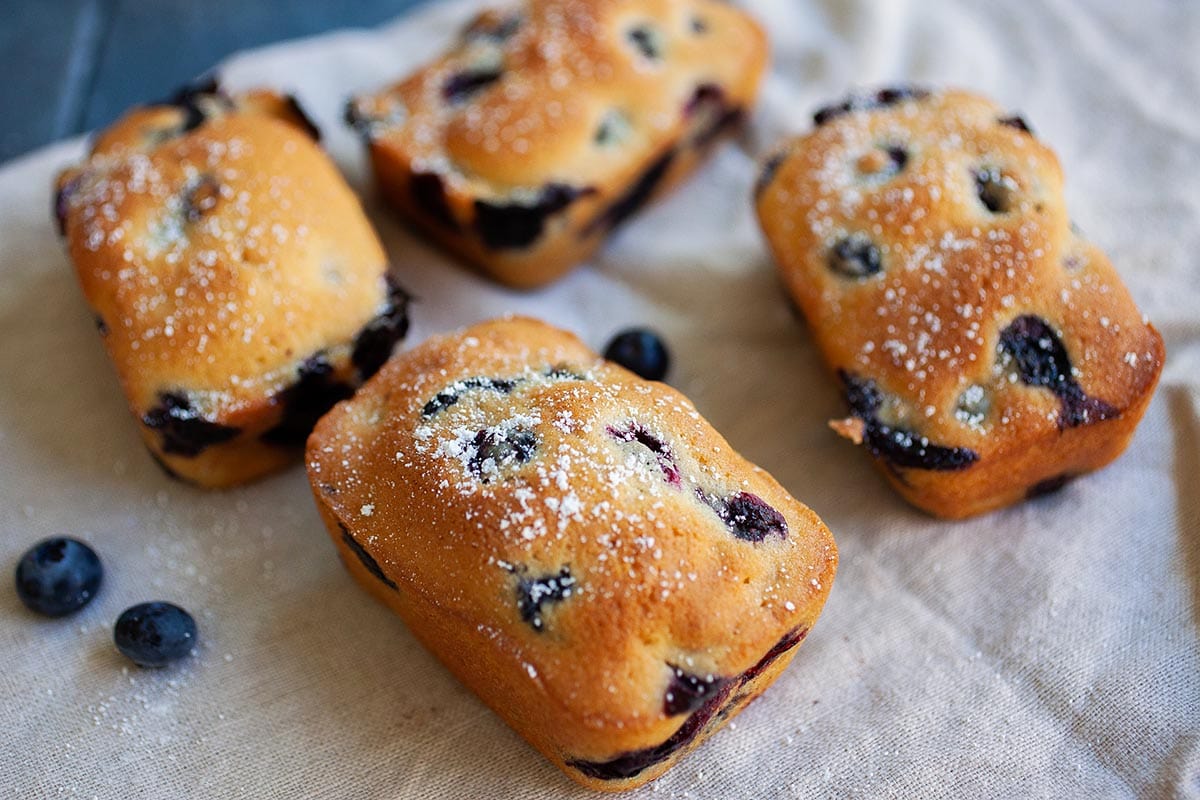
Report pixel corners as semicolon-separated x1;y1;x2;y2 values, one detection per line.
346;0;768;288
307;317;836;790
755;88;1164;519
56;81;410;488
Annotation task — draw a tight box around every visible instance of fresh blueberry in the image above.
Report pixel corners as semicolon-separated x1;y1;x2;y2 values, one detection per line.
15;538;103;617
603;329;670;381
113;602;198;668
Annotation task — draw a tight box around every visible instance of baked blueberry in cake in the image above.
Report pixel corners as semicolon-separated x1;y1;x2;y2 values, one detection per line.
345;0;768;288
55;79;410;488
306;317;836;790
755;87;1164;518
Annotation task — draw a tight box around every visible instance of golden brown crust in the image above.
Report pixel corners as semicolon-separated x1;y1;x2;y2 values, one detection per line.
56;84;407;488
756;88;1165;518
306;317;836;790
347;0;768;288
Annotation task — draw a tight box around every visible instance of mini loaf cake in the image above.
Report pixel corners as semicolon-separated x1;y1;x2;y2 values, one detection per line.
345;0;767;288
307;317;836;790
56;80;410;488
755;87;1165;518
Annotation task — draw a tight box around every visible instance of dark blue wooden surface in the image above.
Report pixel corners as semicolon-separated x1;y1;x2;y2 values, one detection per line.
0;0;431;162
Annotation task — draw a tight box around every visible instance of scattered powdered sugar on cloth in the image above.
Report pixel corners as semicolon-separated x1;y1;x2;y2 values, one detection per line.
0;0;1198;797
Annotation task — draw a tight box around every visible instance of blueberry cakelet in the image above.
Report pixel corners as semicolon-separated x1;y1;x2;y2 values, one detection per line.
55;80;410;488
345;0;767;288
306;317;836;790
755;88;1164;518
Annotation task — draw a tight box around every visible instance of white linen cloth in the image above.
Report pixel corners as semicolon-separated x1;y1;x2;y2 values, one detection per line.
1;1;1197;797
